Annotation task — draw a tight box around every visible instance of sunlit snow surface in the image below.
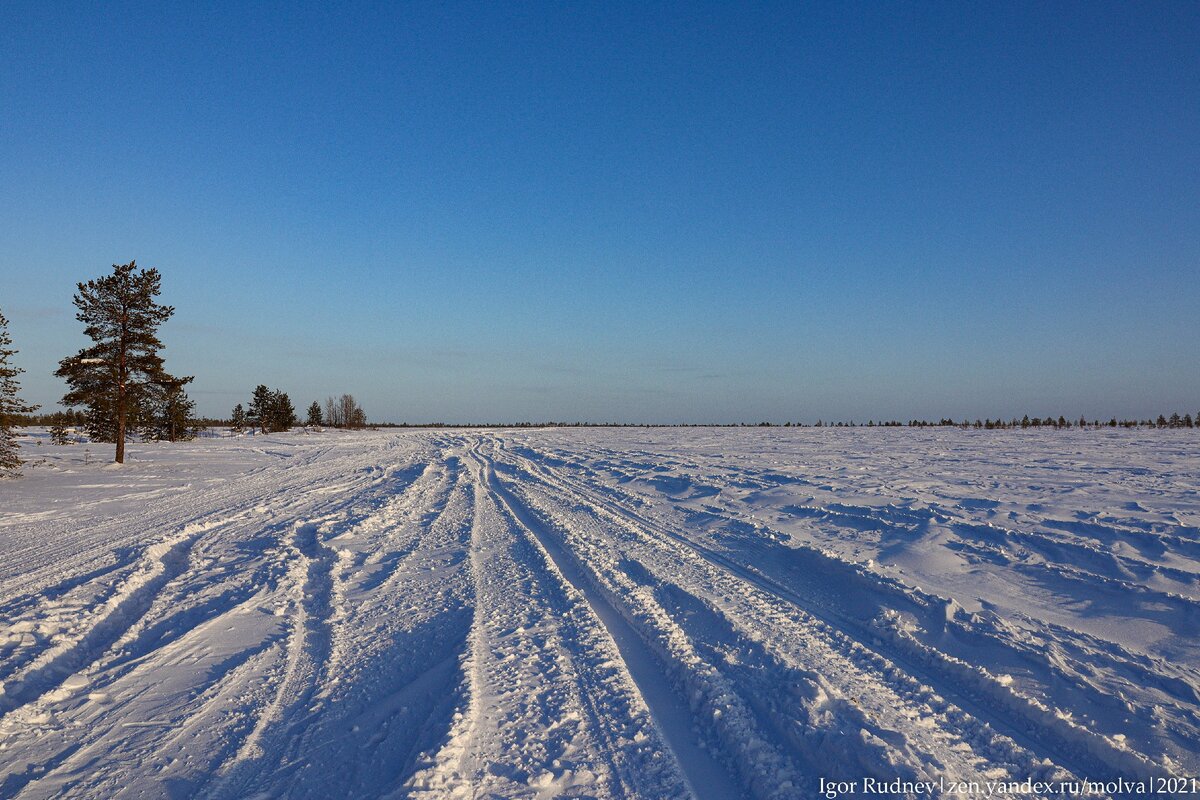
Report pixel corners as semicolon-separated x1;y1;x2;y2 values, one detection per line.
1;428;1198;799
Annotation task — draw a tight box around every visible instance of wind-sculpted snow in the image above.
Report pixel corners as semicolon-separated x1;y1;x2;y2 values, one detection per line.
1;428;1197;798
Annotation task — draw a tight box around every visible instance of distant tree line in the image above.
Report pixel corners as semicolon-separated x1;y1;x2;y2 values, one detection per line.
800;414;1197;429
227;392;366;433
325;416;1200;429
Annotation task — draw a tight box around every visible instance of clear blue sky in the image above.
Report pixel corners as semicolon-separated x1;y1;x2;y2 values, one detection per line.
2;2;1197;423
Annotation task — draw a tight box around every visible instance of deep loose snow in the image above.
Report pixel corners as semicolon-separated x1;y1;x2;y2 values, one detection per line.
1;428;1198;799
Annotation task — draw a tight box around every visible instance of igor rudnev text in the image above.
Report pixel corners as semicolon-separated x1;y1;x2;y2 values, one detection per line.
819;776;1197;797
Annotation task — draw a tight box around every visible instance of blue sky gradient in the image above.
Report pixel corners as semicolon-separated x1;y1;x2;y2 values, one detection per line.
2;2;1197;422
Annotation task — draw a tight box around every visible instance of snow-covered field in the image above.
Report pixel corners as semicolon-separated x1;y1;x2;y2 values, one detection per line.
1;428;1198;799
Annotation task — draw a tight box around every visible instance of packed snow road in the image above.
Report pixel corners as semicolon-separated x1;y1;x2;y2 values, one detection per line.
1;428;1198;799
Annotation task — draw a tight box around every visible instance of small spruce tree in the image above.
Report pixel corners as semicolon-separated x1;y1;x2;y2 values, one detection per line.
142;378;196;442
271;391;296;432
49;418;71;445
246;386;296;432
307;401;323;427
230;403;247;432
248;385;273;433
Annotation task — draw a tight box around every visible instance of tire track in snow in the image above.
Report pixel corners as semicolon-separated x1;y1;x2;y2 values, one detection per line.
2;436;442;799
201;506;394;797
0;439;396;602
477;446;746;800
505;476;1038;790
185;447;459;799
0;518;224;724
0;439;430;652
36;451;461;800
269;457;478;798
406;444;694;799
597;458;1200;765
356;455;463;596
402;455;493;798
499;438;1172;787
490;445;1029;797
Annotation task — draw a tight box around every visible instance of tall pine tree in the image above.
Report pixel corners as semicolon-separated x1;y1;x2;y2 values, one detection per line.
55;262;190;463
1;308;39;476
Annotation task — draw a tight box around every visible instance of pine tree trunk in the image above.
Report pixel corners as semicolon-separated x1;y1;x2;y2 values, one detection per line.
116;386;126;464
116;325;127;464
116;410;125;462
